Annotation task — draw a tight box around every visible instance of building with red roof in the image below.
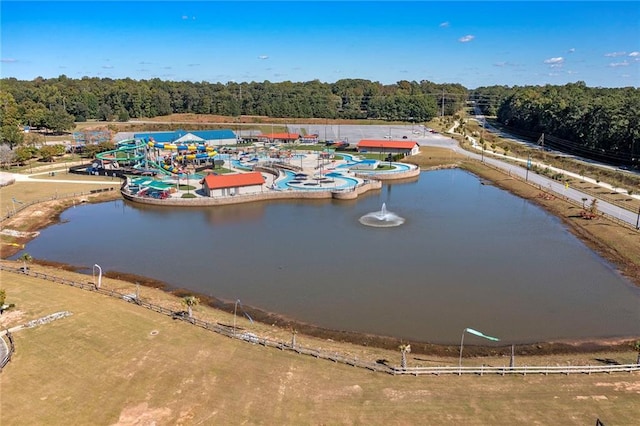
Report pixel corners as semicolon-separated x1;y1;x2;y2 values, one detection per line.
356;140;420;156
202;172;265;197
258;133;300;143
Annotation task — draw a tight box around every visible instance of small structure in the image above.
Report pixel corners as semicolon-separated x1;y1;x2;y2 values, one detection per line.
202;172;265;197
357;140;420;157
258;133;300;144
300;134;319;144
134;129;237;147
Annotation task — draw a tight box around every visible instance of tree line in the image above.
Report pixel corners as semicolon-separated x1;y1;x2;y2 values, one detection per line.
0;75;467;138
2;75;638;168
471;82;640;167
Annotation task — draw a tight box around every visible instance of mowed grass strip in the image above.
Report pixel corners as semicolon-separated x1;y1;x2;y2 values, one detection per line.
1;269;638;425
0;179;118;219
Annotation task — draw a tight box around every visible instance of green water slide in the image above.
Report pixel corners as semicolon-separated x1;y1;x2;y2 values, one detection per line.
95;138;146;166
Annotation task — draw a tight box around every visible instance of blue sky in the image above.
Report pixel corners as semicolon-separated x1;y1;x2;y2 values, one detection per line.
1;1;638;88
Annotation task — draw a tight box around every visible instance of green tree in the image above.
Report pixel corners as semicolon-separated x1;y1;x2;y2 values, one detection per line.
0;92;25;149
44;107;75;133
117;108;130;122
14;145;35;164
399;344;411;369
18;252;33;272
21;101;49;129
38;144;63;162
97;104;113;121
0;288;6;306
182;295;200;318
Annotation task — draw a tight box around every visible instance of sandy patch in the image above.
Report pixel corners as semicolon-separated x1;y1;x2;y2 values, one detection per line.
0;229;40;238
574;395;608;400
112;402;172;426
382;387;432;402
313;384;363;403
0;309;25;328
595;381;640;392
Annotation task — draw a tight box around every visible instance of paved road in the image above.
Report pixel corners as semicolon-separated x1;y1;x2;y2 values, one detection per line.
449;118;639;228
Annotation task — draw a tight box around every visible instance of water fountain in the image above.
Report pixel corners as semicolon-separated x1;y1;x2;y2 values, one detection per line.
359;203;405;227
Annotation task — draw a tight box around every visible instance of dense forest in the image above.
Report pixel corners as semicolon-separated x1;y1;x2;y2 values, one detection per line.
0;75;466;133
471;82;639;167
1;76;638;168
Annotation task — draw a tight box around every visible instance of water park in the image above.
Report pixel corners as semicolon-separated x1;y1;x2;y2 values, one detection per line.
82;131;420;206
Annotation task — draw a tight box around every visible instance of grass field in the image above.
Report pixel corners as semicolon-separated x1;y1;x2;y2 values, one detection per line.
1;266;638;425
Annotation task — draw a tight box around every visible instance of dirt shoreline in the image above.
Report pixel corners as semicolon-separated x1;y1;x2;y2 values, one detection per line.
1;160;639;357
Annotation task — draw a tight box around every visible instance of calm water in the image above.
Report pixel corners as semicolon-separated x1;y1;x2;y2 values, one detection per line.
20;169;639;344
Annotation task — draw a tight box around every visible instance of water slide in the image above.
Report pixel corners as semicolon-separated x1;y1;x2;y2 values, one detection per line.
95;138;218;175
175;151;217;161
146;140;217;174
95;138;146;165
147;141;217;153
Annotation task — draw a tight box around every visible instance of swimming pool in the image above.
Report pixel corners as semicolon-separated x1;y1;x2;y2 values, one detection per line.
274;170;361;191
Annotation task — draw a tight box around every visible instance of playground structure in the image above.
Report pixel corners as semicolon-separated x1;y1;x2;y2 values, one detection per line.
91;137;218;176
146;139;218;174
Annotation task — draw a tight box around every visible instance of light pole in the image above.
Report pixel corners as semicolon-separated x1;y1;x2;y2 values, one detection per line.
233;299;240;336
233;299;253;336
93;264;102;289
458;329;466;370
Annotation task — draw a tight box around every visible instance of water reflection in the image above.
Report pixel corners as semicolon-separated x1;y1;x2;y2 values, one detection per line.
18;169;640;344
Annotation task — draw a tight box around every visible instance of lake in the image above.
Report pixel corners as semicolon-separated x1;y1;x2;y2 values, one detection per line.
20;169;639;344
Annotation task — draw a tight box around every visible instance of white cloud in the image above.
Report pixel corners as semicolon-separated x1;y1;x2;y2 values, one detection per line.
458;35;474;43
543;57;564;65
258;55;269;60
608;61;629;67
182;15;189;20
628;51;639;57
439;21;449;28
102;65;114;69
1;58;17;63
567;48;575;53
604;51;626;57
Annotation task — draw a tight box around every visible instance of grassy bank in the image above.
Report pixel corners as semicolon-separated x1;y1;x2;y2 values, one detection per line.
1;266;638;425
